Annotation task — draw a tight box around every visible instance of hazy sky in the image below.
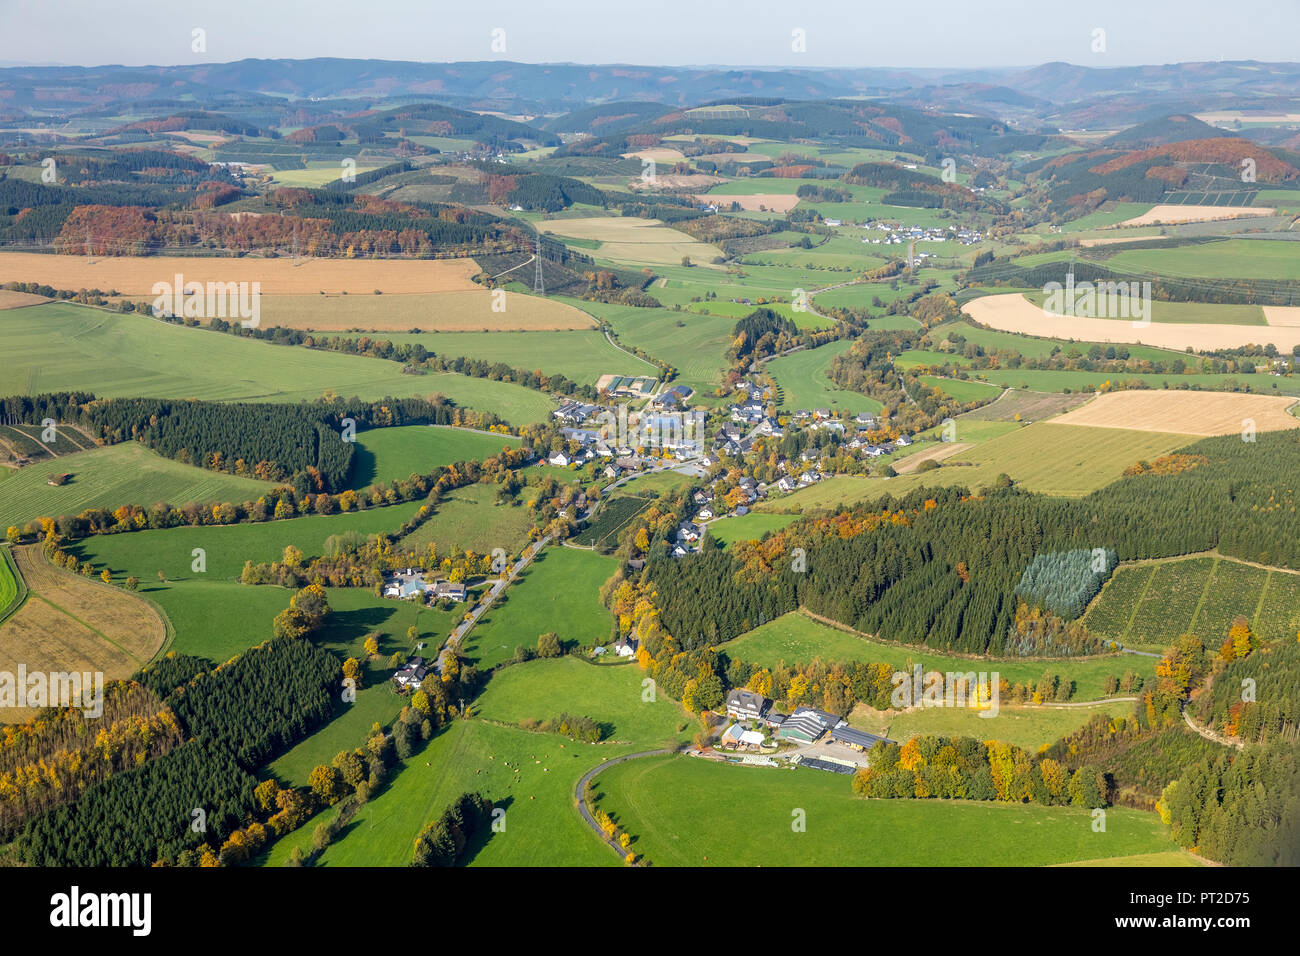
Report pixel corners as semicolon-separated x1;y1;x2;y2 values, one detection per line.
3;0;1299;69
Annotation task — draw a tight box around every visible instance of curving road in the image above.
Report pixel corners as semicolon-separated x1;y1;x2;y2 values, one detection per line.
574;748;673;858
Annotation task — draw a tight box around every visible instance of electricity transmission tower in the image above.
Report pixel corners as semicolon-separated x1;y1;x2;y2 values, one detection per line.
533;235;545;294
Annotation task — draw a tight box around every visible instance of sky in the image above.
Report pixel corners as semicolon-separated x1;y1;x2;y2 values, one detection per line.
2;0;1299;69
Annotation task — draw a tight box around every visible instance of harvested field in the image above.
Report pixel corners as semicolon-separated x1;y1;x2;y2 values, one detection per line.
699;192;801;213
621;147;686;162
1264;306;1300;327
0;546;166;722
1117;204;1274;227
1048;389;1299;436
964;293;1300;351
893;442;971;474
254;291;595;331
1077;235;1169;248
958;388;1093;422
0;252;482;295
0;289;49;310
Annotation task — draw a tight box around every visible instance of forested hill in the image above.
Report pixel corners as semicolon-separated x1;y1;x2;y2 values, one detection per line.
644;430;1300;657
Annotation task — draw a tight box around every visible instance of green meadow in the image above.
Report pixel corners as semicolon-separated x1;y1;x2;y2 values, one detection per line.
396;481;538;556
0;441;275;531
459;546;617;668
704;511;799;546
1105;238;1300;281
768;341;883;414
718;611;1153;700
0;303;554;424
71;501;422;580
349;425;521;489
593;754;1176;867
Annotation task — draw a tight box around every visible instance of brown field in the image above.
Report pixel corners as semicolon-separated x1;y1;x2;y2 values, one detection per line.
963;293;1300;351
1117;204;1274;227
254;290;595;331
1263;306;1300;327
1048;390;1300;436
959;388;1094;422
621;147;687;162
0;289;50;310
538;217;726;268
893;442;972;473
1077;235;1168;248
0;547;166;723
0;252;483;295
700;193;801;213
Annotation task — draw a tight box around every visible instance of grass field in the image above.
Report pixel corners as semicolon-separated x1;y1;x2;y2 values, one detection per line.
0;546;167;722
396;482;538;556
768;341;882;414
1082;554;1300;648
761;422;1195;504
719;611;1153;699
593;754;1176;866
70;500;421;581
334;329;653;383
284;657;692;867
1105;239;1300;280
848;699;1136;750
704;512;800;546
459;547;617;669
349;425;521;489
0;303;555;424
570;299;733;398
0;442;275;531
0;547;21;621
919;375;1004;403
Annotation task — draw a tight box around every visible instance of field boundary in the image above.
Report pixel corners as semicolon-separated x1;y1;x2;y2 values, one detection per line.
0;544;30;626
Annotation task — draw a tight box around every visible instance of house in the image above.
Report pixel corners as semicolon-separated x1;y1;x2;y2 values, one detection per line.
896;434;914;447
672;543;689;557
431;580;466;602
693;490;711;505
697;506;715;520
613;634;640;658
392;657;428;689
548;451;573;467
800;448;821;463
734;505;749;516
604;464;622;480
777;476;797;493
757;417;783;437
862;444;887;458
798;471;820;487
855;412;878;427
793;409;811;420
553;401;598;424
775;706;840;743
678;522;701;542
725;688;769;721
813;408;831;420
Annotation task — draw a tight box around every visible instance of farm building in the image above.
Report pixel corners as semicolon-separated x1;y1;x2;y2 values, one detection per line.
827;726;893;752
775;706;841;743
725;688;769;722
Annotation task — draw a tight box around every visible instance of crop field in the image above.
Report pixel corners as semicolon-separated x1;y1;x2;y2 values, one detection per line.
0;252;482;294
1050;389;1300;435
718;612;1151;699
0;303;555;423
537;217;725;268
0;546;167;721
71;500;422;581
336;328;653;383
253;290;596;332
349;425;521;489
964;293;1300;351
1103;238;1300;281
934;320;1190;365
1083;555;1300;648
935;366;1300;397
768;341;882;414
1024;291;1267;326
704;512;799;546
0;289;48;310
849;699;1136;751
397;482;538;556
593;754;1175;867
459;547;617;669
0;442;275;532
1117;204;1273;227
571;496;653;550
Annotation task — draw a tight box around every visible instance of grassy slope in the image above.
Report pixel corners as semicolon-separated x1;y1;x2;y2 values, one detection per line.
0;442;275;531
768;340;883;414
348;425;520;489
0;303;554;424
595;754;1176;866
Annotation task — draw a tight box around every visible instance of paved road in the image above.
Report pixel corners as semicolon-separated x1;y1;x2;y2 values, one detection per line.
436;533;551;671
574;748;672;857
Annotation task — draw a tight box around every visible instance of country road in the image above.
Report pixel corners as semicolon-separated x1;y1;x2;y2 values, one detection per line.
574;748;672;858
